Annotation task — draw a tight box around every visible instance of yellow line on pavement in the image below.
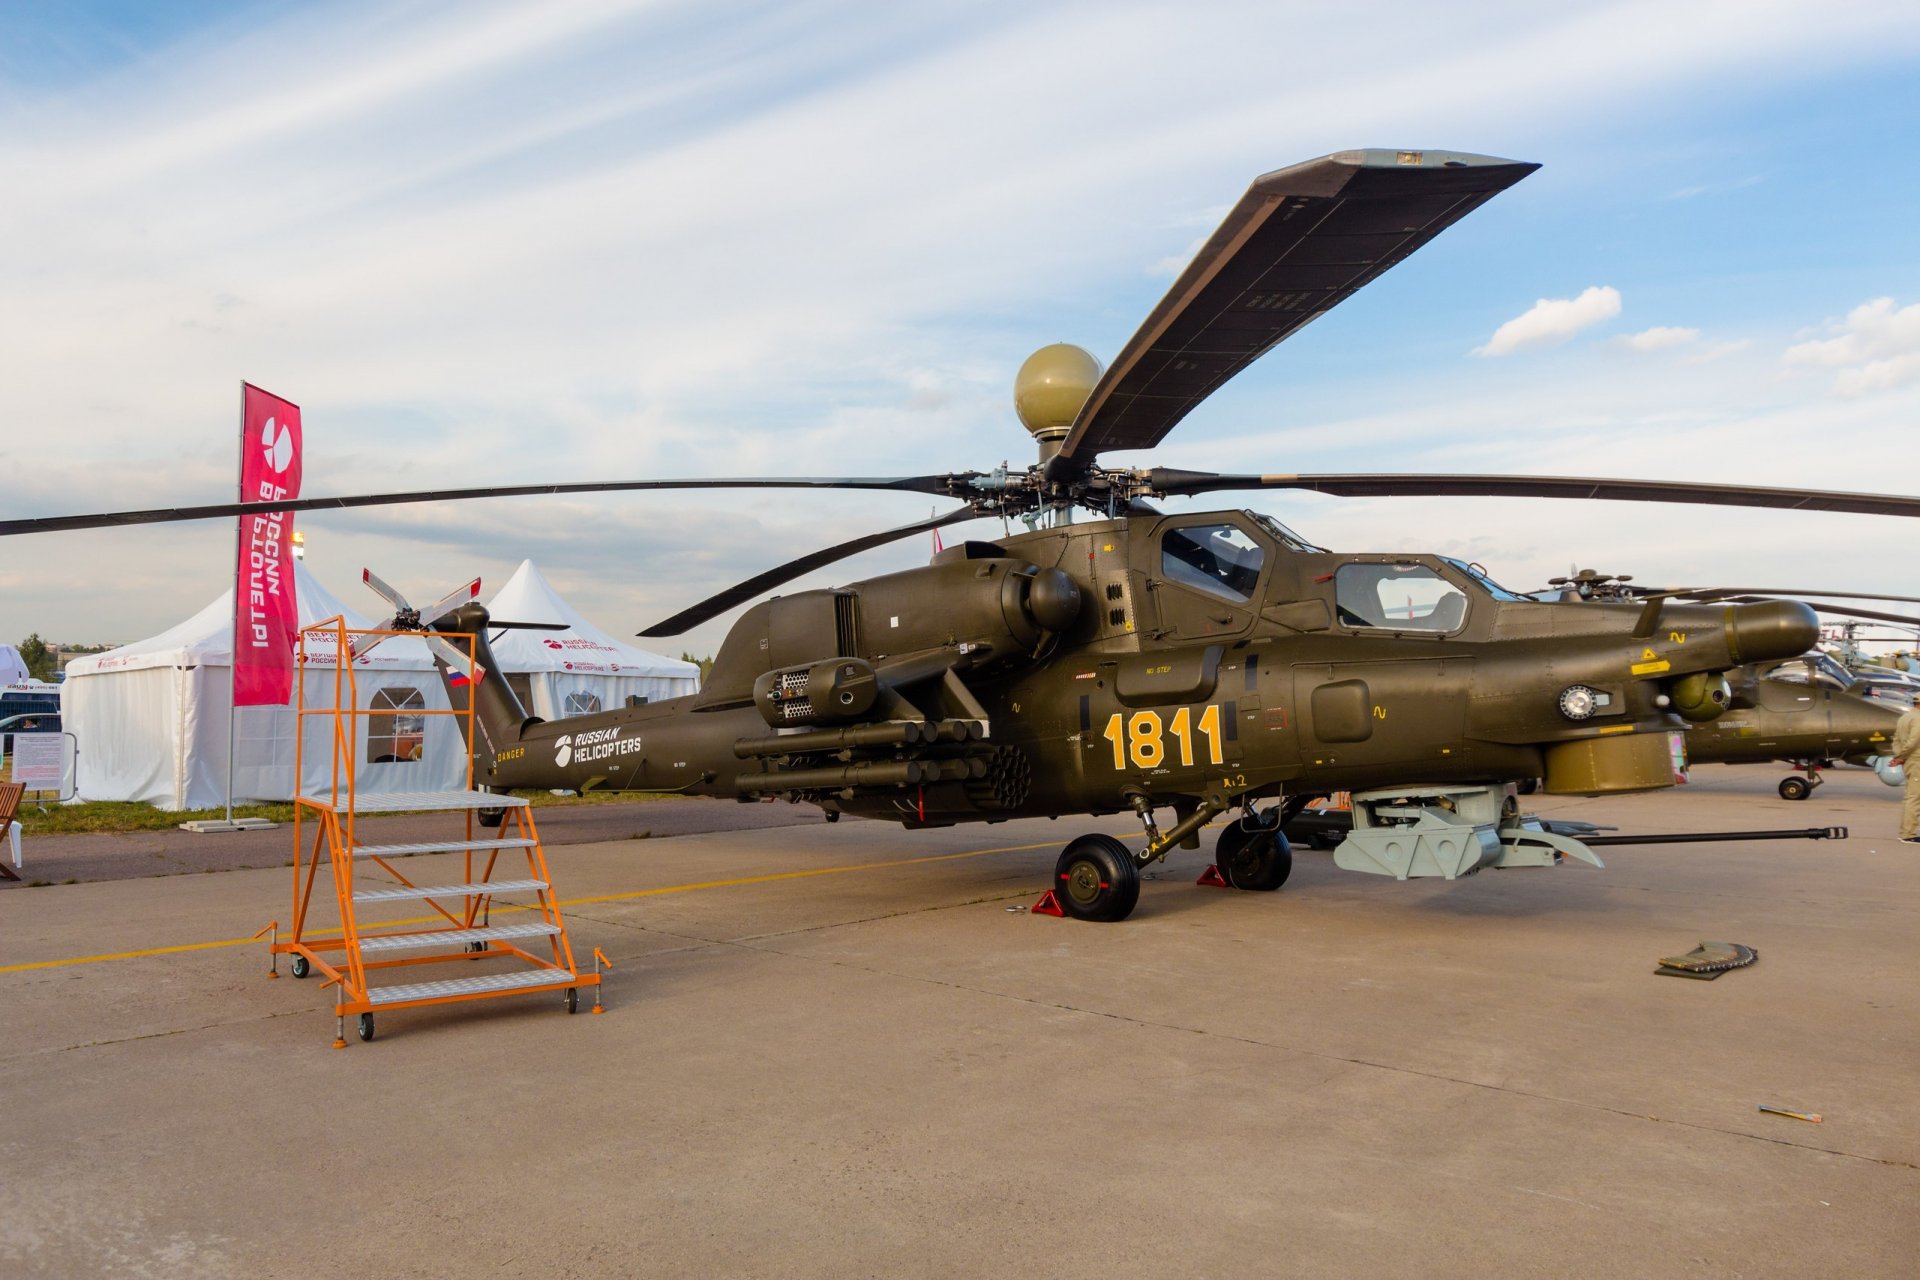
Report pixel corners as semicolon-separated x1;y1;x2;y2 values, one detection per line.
0;834;1088;975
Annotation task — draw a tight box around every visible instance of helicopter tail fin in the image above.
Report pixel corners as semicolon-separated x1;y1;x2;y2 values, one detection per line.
426;600;538;766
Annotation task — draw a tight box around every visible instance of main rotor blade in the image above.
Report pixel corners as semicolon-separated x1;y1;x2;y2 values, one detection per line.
1057;149;1537;465
638;506;978;638
1146;470;1920;518
0;474;977;537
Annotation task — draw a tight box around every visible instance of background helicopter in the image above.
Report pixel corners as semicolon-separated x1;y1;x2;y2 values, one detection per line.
1535;571;1920;798
11;148;1920;922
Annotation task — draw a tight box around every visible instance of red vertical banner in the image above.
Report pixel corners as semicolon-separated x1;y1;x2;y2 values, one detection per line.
233;384;304;706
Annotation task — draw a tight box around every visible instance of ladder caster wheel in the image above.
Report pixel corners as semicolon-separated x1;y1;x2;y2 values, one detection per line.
565;987;579;1015
357;1013;376;1042
290;955;310;979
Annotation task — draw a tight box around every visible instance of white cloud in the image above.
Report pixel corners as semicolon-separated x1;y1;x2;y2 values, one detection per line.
1681;339;1751;365
1784;297;1920;396
1618;325;1700;351
1612;328;1751;363
1473;286;1622;357
1150;234;1208;280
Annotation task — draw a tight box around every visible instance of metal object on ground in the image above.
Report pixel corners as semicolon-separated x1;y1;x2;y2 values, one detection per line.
1655;940;1758;979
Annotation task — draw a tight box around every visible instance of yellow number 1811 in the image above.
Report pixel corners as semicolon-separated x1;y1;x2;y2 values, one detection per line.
1101;705;1224;770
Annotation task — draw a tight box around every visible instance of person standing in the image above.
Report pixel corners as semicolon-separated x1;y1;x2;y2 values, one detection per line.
1891;698;1920;842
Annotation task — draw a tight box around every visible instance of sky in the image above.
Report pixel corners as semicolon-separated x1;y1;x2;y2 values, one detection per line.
3;0;1919;658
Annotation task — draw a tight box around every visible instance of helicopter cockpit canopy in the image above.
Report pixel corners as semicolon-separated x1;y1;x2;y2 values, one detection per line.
1762;652;1920;705
1439;557;1531;602
1335;562;1470;632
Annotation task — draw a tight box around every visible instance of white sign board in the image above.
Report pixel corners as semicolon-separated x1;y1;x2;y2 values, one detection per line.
12;734;66;789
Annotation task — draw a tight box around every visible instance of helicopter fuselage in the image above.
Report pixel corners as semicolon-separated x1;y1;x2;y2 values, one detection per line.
435;509;1819;829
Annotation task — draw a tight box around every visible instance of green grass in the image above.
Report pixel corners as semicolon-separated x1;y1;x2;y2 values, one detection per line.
12;799;300;835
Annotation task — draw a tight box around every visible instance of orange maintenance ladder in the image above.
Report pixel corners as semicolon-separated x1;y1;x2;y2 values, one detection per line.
275;617;600;1045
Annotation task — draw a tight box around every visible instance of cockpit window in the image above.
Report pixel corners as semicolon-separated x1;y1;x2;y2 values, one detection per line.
1335;563;1468;631
1441;557;1530;602
1162;524;1266;601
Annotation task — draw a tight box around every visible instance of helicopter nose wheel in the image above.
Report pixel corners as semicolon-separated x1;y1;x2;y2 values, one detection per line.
1052;834;1141;922
1215;819;1293;892
1778;774;1818;801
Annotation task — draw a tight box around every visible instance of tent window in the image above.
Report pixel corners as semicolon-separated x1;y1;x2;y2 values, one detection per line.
563;691;603;717
367;687;426;763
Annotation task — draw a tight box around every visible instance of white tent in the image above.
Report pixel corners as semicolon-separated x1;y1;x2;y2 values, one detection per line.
484;560;699;719
0;644;29;686
62;563;471;809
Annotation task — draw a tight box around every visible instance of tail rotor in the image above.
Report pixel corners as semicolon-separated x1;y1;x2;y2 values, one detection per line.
355;570;487;685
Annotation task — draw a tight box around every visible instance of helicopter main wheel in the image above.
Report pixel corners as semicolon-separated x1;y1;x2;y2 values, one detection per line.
1053;834;1140;923
1516;778;1541;795
477;806;506;829
1216;821;1293;892
1778;775;1814;801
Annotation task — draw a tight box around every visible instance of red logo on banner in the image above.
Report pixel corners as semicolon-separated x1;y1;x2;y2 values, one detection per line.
233;384;303;706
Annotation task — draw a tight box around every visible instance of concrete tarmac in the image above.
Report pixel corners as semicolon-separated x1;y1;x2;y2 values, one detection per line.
1;766;1914;1277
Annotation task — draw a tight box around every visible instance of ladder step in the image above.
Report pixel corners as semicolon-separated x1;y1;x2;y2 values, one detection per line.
357;921;560;954
298;790;528;814
367;969;578;1005
350;838;538;859
353;878;548;904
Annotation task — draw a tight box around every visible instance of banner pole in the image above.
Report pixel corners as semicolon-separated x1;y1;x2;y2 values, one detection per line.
183;381;291;835
226;380;245;824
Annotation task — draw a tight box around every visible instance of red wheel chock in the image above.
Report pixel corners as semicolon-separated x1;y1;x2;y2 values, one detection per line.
1196;864;1229;887
1030;889;1066;916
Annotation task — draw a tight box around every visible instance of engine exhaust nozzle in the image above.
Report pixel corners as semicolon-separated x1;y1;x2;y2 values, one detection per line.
1727;599;1820;665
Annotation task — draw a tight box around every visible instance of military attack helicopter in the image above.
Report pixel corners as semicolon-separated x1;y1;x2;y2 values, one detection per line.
13;148;1920;922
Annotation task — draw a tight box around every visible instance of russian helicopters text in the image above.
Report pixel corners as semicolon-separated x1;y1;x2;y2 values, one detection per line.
14;149;1920;921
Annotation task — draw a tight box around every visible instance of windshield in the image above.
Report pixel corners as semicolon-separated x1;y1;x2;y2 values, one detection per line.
1441;557;1531;602
1251;513;1323;554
